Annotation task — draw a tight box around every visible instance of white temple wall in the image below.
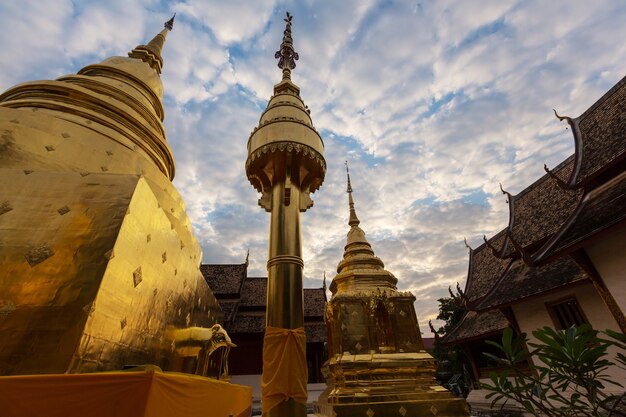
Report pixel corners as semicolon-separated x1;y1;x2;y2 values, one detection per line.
585;221;626;316
511;282;624;393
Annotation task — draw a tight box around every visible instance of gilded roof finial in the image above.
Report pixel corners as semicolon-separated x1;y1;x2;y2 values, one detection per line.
274;12;299;80
164;13;176;31
245;248;249;266
128;14;176;74
345;161;360;227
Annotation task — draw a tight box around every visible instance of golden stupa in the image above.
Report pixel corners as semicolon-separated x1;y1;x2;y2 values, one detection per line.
245;12;325;417
0;16;223;375
315;164;470;417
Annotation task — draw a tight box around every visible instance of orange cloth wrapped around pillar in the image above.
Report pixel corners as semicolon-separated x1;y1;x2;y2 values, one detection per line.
261;326;308;414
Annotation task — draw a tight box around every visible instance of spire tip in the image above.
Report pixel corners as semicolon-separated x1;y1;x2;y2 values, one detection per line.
165;13;176;31
275;11;299;79
345;160;360;227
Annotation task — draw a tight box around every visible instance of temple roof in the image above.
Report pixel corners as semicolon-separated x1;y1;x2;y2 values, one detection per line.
505;156;583;251
565;74;626;187
440;309;509;345
200;263;247;296
450;73;626;346
534;170;626;262
200;264;326;339
240;277;268;308
229;314;326;342
464;230;512;305
476;257;588;310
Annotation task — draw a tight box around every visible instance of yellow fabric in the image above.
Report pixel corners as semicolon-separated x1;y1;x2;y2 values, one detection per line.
0;370;252;417
261;326;308;414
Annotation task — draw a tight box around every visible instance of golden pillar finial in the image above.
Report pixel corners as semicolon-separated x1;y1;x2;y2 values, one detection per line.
345;161;360;227
274;12;299;80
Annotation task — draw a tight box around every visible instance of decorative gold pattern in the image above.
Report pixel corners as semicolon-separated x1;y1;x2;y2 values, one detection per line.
24;245;54;267
133;267;143;288
0;201;12;215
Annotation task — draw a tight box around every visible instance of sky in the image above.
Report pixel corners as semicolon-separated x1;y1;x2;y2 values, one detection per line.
1;0;625;334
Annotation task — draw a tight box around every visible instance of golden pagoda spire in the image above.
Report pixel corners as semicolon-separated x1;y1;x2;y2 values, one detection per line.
129;14;176;74
345;161;360;227
319;171;470;417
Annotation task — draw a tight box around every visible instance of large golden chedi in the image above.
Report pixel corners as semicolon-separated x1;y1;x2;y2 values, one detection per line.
0;17;221;375
315;166;469;417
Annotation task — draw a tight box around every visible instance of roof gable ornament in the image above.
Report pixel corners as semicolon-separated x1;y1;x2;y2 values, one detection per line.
483;235;500;256
428;320;440;341
499;182;511;204
553;108;572;124
506;230;535;266
543;163;572;189
274;12;299;81
463;237;472;252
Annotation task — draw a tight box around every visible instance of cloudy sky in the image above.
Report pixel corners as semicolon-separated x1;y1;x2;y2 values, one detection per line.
2;0;625;333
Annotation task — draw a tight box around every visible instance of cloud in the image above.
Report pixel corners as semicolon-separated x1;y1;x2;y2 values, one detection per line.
2;0;626;334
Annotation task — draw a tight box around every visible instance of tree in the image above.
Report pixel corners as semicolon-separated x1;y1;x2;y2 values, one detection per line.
431;284;472;397
481;325;626;417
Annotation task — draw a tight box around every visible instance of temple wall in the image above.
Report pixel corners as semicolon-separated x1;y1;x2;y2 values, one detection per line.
585;221;626;316
512;282;624;393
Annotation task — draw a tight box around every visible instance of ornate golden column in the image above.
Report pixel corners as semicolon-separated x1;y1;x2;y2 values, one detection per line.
245;12;325;417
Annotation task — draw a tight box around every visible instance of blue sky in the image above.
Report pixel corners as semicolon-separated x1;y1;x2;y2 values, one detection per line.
2;0;626;333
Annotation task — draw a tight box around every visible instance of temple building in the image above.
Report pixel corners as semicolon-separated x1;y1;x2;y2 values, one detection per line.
200;261;327;380
441;75;626;412
0;16;223;375
316;165;469;417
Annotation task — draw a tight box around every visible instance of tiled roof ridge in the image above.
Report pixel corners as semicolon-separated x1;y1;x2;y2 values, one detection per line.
556;74;626;187
575;74;626;125
464;229;513;306
474;256;590;311
514;154;575;200
502;156;584;256
439;310;474;344
532;169;626;263
440;309;510;345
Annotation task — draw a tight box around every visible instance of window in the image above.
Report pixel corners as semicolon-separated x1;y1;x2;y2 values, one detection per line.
547;297;588;330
